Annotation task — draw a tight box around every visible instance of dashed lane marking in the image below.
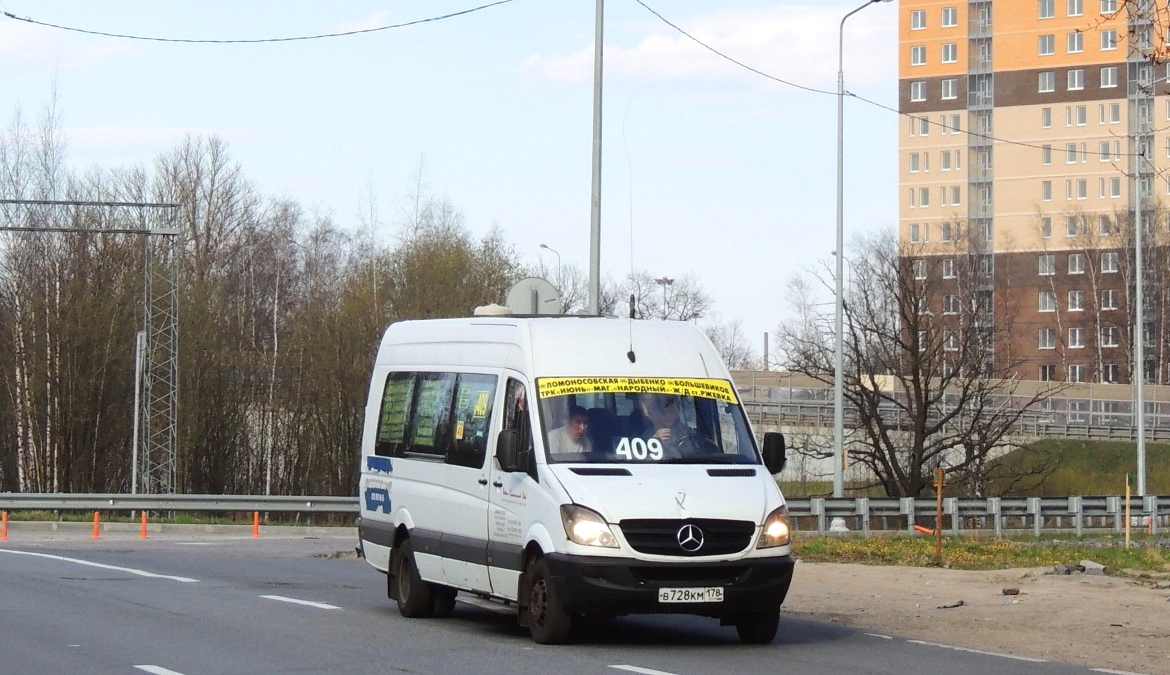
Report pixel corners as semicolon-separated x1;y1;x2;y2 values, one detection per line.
907;639;1047;663
1092;669;1151;675
865;633;893;639
260;594;341;610
609;666;679;675
0;549;199;583
134;666;187;675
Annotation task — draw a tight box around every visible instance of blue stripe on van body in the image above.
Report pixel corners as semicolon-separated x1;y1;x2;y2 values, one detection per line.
366;456;393;473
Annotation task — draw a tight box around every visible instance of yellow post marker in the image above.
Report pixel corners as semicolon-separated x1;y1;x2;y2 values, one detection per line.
252;511;260;538
1;511;8;541
934;468;945;561
92;511;101;540
140;511;148;540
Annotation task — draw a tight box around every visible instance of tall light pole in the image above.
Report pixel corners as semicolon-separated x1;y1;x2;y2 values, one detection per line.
835;0;891;500
655;277;674;319
588;0;604;315
540;243;562;279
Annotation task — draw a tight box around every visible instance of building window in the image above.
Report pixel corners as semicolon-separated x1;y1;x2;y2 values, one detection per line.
1069;327;1085;348
1100;326;1119;347
1099;140;1111;161
1109;102;1120;123
1039;290;1056;312
1069;290;1084;311
944;331;958;352
910;81;926;102
1039;328;1056;349
942;258;956;278
912;259;927;279
1040;0;1055;19
1068;364;1085;382
1067;32;1083;53
1068;0;1084;14
1100;66;1117;87
1076;179;1087;199
1101;30;1117;51
919;116;930;135
911;46;926;66
942;7;958;27
1069;253;1085;274
1065;143;1077;163
1042;180;1052;201
919;187;930;207
1041;107;1052;127
1101;364;1119;383
1102;251;1118;273
1039;365;1057;382
1039;34;1055;55
951;186;961;205
1066;216;1081;236
941;151;952;171
1068;69;1084;90
909;153;920;172
911;9;926;29
1099;214;1112;234
910;223;921;243
1100;0;1117;12
1041;217;1052;238
1110;176;1121;197
1041;145;1052;164
941;222;953;241
1102;289;1118;309
943;294;958;314
941;43;958;63
1039;71;1055;92
941;78;957;100
1039;254;1056;275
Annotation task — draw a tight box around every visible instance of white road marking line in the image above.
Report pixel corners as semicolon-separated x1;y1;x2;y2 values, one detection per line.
865;633;893;639
610;666;679;675
907;639;1046;663
135;666;187;675
0;549;199;583
1093;669;1151;675
260;594;341;610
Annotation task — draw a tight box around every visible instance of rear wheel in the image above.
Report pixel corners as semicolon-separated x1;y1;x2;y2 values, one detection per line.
735;609;780;644
393;539;434;618
527;559;572;644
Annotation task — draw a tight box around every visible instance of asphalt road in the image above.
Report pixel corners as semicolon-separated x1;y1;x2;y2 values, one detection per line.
0;532;1125;675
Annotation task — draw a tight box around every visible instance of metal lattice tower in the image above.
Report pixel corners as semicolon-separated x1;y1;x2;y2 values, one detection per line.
141;227;179;495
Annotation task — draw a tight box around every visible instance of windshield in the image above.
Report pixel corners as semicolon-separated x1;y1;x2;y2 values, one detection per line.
536;377;759;465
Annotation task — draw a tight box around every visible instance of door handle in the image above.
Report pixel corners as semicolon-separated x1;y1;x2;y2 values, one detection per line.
478;478;488;486
492;480;503;488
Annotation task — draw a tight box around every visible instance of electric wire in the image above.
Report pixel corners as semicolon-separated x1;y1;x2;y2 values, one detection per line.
0;0;517;44
631;0;1144;161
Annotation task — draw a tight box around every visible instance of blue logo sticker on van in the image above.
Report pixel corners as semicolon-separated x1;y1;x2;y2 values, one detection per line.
364;486;391;513
366;456;393;474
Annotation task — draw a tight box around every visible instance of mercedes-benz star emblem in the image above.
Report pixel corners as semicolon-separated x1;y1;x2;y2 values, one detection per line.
676;523;705;552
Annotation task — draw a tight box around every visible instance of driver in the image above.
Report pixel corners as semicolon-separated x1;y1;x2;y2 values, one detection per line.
639;394;706;459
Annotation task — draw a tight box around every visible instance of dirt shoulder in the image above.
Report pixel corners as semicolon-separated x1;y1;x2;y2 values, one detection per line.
783;562;1170;675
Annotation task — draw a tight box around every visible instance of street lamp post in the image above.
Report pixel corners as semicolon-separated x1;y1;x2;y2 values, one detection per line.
655;277;674;320
540;243;562;280
835;0;891;501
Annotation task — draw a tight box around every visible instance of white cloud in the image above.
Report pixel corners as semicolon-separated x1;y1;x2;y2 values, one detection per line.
0;18;144;68
522;6;895;91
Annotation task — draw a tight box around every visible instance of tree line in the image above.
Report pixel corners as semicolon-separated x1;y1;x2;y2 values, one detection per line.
0;106;756;495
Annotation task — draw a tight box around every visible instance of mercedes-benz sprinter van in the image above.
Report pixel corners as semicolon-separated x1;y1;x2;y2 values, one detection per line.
357;314;793;644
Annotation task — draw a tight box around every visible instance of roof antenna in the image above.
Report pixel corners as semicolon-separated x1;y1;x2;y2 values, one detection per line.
627;293;636;363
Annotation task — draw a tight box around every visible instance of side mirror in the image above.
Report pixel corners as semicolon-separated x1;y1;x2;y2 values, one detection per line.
762;432;787;475
496;429;522;473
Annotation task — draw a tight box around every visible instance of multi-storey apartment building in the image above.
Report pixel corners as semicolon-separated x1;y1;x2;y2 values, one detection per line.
898;0;1170;385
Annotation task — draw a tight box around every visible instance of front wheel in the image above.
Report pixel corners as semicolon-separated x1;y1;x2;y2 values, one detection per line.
735;609;780;644
392;539;434;618
527;559;572;644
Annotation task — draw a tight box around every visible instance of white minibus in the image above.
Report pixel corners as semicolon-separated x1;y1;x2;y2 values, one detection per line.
357;314;793;644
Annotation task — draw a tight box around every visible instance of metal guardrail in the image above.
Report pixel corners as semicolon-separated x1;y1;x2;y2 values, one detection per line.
0;494;1166;538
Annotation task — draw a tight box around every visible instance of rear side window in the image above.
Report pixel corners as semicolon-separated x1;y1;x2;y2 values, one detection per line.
374;370;497;469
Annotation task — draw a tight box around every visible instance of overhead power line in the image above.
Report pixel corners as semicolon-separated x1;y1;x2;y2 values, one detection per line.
0;0;518;43
632;0;1140;160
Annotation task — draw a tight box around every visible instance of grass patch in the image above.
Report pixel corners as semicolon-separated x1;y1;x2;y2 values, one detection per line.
796;534;1170;573
987;440;1170;496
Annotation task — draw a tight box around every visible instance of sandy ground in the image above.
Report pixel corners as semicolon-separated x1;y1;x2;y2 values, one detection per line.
784;562;1170;675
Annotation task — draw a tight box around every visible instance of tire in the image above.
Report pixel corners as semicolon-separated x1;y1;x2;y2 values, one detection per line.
735;609;780;644
431;585;458;618
393;539;434;618
527;559;572;644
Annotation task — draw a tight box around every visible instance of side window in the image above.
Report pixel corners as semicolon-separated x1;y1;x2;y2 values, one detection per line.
375;372;415;457
406;372;457;458
447;374;498;468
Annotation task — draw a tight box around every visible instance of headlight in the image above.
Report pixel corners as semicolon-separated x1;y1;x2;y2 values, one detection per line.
560;504;618;548
757;505;792;548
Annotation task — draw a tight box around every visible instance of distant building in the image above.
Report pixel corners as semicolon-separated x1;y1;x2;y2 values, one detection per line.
898;0;1170;385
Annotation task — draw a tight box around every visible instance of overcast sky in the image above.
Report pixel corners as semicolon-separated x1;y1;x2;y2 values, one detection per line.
0;0;898;358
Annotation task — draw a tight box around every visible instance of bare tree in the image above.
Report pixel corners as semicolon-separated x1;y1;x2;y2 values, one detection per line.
703;318;760;370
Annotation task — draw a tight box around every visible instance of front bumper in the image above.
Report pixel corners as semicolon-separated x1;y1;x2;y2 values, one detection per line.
542;553;795;618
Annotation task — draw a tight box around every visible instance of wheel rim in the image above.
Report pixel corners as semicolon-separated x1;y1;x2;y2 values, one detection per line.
530;578;548;627
398;556;412;600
